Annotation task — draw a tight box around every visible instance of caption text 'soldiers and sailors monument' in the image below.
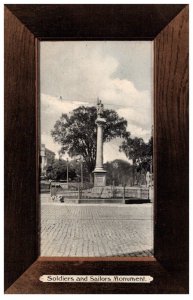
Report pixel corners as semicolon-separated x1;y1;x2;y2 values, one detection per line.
93;98;107;187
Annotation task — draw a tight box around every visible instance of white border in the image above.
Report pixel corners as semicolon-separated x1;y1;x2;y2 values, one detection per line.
1;1;191;299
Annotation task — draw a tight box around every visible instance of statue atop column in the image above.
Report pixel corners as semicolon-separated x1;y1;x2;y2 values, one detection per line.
97;98;104;117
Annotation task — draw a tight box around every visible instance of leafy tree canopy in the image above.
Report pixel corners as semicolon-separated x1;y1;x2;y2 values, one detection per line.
119;134;153;172
46;159;76;181
104;159;132;186
51;106;129;174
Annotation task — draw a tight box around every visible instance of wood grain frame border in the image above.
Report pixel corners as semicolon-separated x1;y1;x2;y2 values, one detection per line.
4;4;189;294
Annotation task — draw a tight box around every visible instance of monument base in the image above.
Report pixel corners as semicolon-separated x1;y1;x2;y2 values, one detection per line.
93;170;107;187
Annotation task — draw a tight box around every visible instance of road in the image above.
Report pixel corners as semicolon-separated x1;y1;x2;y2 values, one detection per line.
41;201;153;257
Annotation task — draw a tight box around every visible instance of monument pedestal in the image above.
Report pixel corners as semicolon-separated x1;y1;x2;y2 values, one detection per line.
93;169;107;187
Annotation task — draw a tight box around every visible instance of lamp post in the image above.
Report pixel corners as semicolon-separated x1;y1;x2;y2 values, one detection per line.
66;158;69;189
80;160;83;188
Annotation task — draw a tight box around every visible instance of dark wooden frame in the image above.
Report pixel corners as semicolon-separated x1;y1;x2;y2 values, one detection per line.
4;4;189;294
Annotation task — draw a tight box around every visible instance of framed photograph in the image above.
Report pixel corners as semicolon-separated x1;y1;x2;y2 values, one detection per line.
4;4;189;294
39;40;154;259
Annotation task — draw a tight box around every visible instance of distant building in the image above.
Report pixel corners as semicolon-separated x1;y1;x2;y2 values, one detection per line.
40;144;55;175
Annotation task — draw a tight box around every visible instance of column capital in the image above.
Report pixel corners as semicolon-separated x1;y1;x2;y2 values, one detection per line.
95;117;106;126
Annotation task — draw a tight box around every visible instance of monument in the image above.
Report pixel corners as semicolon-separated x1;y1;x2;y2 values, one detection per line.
93;98;107;187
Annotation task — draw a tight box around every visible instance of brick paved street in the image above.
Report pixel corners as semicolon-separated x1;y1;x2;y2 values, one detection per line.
41;201;153;257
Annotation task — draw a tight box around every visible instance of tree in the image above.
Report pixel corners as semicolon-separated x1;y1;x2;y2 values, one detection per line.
46;159;76;181
51;106;128;176
119;134;153;185
104;159;133;186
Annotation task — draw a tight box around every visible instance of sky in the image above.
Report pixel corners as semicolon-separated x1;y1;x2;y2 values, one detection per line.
40;41;153;162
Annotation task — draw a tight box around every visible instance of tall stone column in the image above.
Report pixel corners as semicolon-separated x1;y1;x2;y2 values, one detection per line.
95;120;104;170
93;99;107;187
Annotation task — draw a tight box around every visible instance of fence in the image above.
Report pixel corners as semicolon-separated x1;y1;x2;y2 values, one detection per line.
50;183;150;204
40;181;50;193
